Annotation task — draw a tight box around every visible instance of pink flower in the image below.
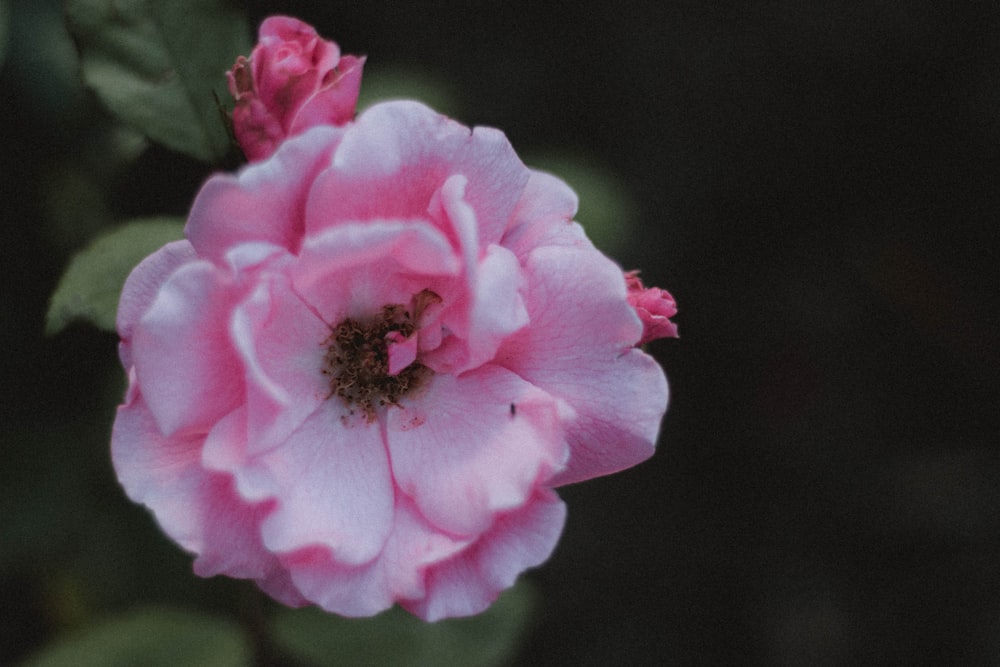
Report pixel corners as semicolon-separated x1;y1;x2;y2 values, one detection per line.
228;17;365;161
626;271;679;344
113;101;670;620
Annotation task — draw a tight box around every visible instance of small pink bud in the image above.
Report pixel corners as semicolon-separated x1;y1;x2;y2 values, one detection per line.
227;16;365;161
625;270;679;344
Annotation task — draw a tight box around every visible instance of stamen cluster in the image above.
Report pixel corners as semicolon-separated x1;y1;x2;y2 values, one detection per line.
323;304;427;420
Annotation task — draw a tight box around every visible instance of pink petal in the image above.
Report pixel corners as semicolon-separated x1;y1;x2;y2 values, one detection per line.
289;55;366;133
111;392;305;606
229;270;330;453
385;330;418;376
230;96;286;162
282;496;470;617
500;169;585;261
292;221;459;325
387;365;569;536
402;489;567;621
112;392;293;597
305;101;529;246
132;261;242;437
417;176;529;374
186;127;342;263
117;240;197;369
111;390;208;552
496;245;668;486
236;407;395;566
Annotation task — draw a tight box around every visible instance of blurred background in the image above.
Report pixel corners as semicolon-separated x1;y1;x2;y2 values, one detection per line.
3;0;999;664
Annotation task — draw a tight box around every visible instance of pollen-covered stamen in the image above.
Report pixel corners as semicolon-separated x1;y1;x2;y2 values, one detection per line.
323;302;430;421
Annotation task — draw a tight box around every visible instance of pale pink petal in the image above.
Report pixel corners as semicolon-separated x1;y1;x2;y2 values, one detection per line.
418;176;529;374
403;490;566;621
117;240;196;369
385;331;418;376
500;169;585;261
292;221;458;325
237;407;394;566
229;270;330;453
201;405;248;475
387;365;569;536
186;127;342;263
496;245;668;486
112;392;289;593
305;101;529;245
111;390;209;552
132;261;242;437
283;496;470;617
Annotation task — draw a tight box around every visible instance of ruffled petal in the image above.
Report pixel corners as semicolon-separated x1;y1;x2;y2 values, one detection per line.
402;489;566;621
186;126;342;262
112;391;293;598
496;245;668;486
117;240;197;369
419;176;529;374
387;365;569;536
500;169;585;261
132;261;242;437
230;270;330;453
305;101;529;246
283;495;470;617
292;221;459;325
236;407;395;566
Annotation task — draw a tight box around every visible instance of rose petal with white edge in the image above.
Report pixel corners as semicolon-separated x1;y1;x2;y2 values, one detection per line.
500;169;585;262
496;244;668;486
403;489;566;621
305;101;528;246
186;126;343;263
283;495;471;617
244;407;395;566
132;260;242;437
117;240;197;369
113;391;294;601
387;365;569;536
292;221;459;325
229;271;330;454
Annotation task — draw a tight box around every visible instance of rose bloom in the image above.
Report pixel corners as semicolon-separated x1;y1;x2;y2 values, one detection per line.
228;16;365;161
113;101;673;620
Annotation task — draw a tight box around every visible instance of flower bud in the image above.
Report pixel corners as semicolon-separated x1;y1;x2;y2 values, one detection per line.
228;16;365;161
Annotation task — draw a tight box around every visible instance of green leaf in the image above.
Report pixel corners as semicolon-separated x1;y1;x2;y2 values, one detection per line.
65;0;250;162
270;582;538;667
20;607;251;667
46;217;185;335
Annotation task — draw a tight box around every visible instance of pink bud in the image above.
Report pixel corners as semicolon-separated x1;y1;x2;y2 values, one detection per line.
227;16;365;161
625;270;679;344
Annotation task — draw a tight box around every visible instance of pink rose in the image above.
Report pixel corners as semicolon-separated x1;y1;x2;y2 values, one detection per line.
228;16;365;161
626;271;679;344
113;102;670;620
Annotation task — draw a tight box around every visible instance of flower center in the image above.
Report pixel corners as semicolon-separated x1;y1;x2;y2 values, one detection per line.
323;303;429;421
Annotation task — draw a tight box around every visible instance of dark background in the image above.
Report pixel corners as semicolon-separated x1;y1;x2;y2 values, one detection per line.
3;0;999;664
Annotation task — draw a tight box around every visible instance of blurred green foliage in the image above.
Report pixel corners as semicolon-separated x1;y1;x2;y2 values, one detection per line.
65;0;249;163
271;583;538;667
21;607;252;667
46;217;185;335
525;152;637;258
356;63;462;119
